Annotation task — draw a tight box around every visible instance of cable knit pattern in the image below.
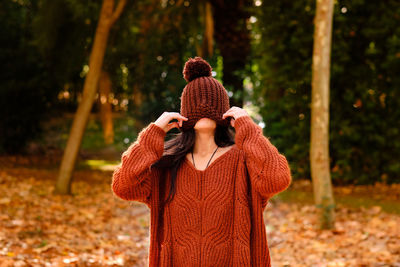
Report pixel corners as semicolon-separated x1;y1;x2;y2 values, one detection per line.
111;116;292;267
111;122;166;205
234;115;292;200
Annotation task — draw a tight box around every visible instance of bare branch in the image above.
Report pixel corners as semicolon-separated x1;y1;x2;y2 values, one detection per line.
110;0;127;26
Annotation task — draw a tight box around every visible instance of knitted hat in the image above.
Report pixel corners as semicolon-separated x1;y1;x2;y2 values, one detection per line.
179;57;231;131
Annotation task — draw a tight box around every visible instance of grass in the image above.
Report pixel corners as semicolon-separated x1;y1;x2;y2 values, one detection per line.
38;113;139;154
76;159;120;171
277;189;400;215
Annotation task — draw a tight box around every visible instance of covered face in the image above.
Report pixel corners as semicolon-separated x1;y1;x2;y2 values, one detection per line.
179;57;231;131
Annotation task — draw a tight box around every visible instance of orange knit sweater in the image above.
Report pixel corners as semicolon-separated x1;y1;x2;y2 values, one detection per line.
111;115;292;266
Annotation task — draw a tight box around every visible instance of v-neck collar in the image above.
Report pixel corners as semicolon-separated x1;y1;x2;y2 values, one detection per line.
183;145;237;173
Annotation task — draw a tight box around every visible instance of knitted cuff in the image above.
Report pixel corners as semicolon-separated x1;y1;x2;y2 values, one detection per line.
137;122;166;158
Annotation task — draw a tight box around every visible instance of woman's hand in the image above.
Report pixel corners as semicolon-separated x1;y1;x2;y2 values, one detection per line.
154;112;188;133
222;106;250;128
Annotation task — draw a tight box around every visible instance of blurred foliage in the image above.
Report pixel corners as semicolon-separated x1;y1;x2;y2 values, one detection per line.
0;0;58;153
251;0;400;184
0;0;399;184
112;0;219;127
32;0;99;110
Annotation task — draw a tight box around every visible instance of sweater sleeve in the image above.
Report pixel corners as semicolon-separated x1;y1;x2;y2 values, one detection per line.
111;122;166;205
234;115;292;200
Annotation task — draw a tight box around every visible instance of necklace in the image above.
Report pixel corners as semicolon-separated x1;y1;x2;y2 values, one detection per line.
191;146;219;169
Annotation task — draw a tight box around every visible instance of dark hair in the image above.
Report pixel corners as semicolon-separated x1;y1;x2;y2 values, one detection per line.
150;123;235;204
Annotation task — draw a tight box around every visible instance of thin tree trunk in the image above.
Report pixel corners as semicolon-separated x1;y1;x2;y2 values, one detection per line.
98;70;114;145
310;0;335;229
197;1;214;58
131;0;158;131
55;0;126;195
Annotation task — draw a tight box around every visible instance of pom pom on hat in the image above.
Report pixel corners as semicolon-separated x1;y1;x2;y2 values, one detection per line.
183;56;212;82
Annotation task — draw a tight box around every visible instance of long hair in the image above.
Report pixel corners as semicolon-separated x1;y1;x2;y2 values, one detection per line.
150;123;235;204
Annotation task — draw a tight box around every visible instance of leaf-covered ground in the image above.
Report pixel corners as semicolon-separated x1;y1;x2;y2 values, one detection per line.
0;164;399;266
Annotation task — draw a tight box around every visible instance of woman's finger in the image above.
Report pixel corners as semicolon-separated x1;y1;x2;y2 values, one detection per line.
222;111;234;119
168;112;188;124
179;114;188;121
167;121;179;130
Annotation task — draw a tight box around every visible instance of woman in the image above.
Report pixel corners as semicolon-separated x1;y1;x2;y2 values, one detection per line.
111;57;292;266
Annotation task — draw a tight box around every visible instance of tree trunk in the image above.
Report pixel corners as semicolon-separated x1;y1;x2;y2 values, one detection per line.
197;1;214;58
55;0;126;195
98;70;114;145
130;0;158;130
310;0;335;229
